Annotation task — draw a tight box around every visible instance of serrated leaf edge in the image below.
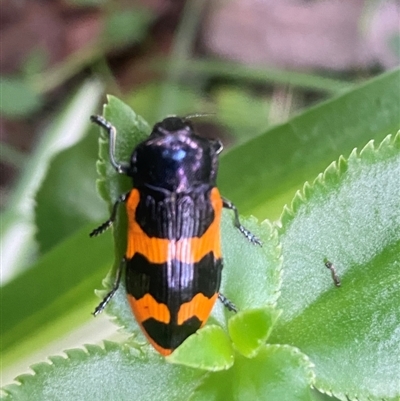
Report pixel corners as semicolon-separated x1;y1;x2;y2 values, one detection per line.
186;343;316;401
0;341;144;398
229;307;283;359
279;129;400;401
313;382;398;401
266;344;316;385
278;131;399;233
166;325;235;372
259;218;283;306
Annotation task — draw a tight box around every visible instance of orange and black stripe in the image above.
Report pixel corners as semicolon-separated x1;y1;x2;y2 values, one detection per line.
125;187;222;355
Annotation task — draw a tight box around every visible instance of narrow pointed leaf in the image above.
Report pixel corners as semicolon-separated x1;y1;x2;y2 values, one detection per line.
218;68;400;219
228;306;281;357
167;325;234;371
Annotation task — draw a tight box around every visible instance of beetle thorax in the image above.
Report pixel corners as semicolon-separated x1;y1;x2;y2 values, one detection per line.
131;133;217;193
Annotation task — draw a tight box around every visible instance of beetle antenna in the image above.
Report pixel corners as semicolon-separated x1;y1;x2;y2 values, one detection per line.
184;112;215;120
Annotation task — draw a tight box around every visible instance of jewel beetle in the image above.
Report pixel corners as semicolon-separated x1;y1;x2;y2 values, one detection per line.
90;114;261;356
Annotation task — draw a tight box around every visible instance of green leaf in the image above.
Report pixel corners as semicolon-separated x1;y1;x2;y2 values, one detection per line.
0;76;43;117
219;215;281;312
1;79;103;279
35;126;106;252
228;306;281;358
310;389;342;401
218;68;400;220
189;345;315;401
98;94;150;203
1;225;113;366
176;58;353;94
94;96;150;302
167;325;234;371
271;133;400;400
1;342;204;401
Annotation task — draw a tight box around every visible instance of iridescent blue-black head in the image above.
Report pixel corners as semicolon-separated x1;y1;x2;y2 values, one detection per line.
129;116;222;193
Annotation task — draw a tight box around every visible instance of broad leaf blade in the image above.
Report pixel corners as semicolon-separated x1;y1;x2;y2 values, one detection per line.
271;133;400;400
35;126;106;252
219;215;281;312
1;79;103;280
1;225;113;365
2;342;204;401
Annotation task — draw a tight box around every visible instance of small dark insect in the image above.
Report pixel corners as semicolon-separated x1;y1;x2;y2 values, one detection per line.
324;259;341;287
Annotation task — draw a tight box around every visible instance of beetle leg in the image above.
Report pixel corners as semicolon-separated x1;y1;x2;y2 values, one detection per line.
90;192;128;237
218;293;238;313
222;197;262;245
90;115;130;174
93;257;125;316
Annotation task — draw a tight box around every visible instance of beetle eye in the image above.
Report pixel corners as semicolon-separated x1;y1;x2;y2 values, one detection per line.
156;117;189;134
211;139;223;155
